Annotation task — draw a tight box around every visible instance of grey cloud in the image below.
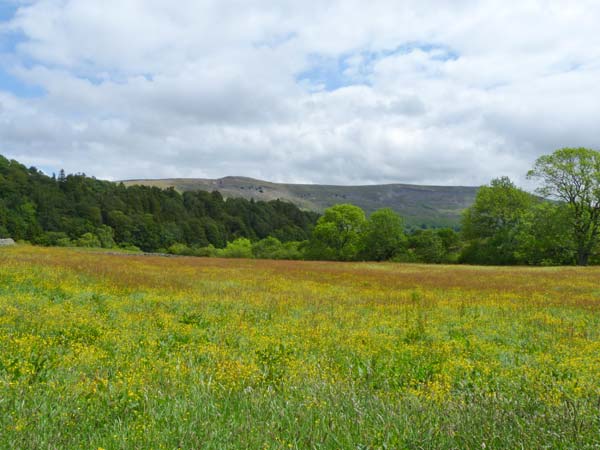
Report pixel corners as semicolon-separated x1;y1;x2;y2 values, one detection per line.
1;1;600;186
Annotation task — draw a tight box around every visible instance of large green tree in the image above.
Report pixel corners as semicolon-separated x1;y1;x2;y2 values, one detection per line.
528;148;600;266
307;204;366;260
461;176;535;264
515;202;575;265
360;208;407;261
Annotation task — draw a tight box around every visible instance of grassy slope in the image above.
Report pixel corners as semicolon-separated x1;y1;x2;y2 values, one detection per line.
1;246;600;449
123;176;479;228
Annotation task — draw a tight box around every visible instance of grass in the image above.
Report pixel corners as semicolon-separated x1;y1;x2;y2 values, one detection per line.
1;245;600;449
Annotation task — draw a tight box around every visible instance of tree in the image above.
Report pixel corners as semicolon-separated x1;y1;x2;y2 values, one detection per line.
252;236;284;259
96;225;116;249
306;204;366;260
515;202;575;265
360;208;407;261
461;177;535;264
436;228;461;258
76;232;101;248
528;148;600;266
408;229;445;263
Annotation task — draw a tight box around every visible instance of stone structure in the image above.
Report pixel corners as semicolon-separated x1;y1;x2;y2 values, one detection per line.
0;238;15;246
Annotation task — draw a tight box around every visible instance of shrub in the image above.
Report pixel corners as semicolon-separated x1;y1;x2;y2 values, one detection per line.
118;243;141;252
194;245;218;257
76;232;101;248
167;243;193;256
252;237;284;259
218;238;253;259
56;237;73;247
35;231;70;247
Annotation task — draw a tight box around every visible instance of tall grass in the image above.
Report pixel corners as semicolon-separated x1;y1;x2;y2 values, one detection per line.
1;246;599;449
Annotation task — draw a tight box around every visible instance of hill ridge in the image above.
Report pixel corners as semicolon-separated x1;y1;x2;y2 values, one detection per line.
123;175;476;189
123;176;480;228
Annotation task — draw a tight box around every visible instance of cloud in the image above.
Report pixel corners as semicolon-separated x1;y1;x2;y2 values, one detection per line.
1;0;600;186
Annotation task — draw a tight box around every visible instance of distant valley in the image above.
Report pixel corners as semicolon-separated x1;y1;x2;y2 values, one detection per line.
123;177;480;228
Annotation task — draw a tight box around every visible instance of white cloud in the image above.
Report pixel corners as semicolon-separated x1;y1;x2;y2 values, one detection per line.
1;0;600;186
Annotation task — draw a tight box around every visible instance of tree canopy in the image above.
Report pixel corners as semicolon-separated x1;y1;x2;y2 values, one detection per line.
360;208;407;261
461;177;535;264
306;204;366;261
528;147;600;265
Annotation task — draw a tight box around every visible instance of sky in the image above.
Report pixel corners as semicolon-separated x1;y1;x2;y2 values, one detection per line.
0;0;599;186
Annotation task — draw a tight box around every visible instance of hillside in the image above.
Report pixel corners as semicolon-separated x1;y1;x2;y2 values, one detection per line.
123;177;479;228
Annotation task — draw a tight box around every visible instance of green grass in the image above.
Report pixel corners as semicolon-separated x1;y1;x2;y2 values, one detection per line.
1;246;600;449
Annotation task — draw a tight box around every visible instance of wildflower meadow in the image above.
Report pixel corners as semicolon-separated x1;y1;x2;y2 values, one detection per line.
1;245;599;449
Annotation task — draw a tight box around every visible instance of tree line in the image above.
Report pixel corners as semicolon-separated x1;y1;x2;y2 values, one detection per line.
1;148;599;265
304;148;600;265
0;154;318;252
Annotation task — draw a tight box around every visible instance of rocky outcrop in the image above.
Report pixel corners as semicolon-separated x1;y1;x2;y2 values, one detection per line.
0;238;15;246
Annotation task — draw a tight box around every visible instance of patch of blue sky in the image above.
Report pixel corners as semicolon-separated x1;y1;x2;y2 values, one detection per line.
296;53;359;91
0;4;44;97
0;25;25;54
297;42;458;91
30;164;59;177
0;40;45;98
0;3;19;22
0;67;44;97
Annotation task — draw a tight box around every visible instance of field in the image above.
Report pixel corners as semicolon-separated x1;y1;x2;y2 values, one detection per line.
1;246;600;449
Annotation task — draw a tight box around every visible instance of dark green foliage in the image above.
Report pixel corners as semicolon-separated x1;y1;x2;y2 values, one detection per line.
460;177;535;265
76;233;101;248
0;155;318;253
251;236;283;259
515;203;576;265
460;155;600;266
251;237;304;260
34;231;71;247
360;208;407;261
407;229;445;263
528;147;600;266
436;228;461;262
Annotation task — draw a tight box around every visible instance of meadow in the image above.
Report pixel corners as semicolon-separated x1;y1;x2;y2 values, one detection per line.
1;246;599;449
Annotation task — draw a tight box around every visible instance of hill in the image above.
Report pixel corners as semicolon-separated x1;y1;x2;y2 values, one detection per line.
123;176;479;228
